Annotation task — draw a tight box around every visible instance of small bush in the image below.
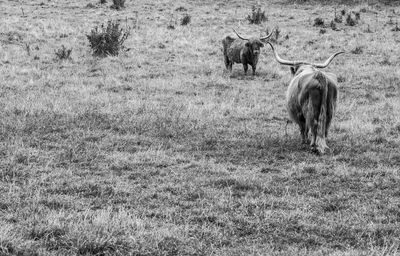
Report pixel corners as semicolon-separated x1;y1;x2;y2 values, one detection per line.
86;20;130;57
247;6;267;25
55;45;72;60
100;0;106;4
314;17;324;27
110;0;125;10
341;9;346;16
346;14;357;26
180;14;191;25
175;6;187;12
319;28;326;34
354;12;360;20
86;3;95;8
351;46;363;54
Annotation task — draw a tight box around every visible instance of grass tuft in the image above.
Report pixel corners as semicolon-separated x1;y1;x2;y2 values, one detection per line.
55;45;72;60
314;17;324;27
180;14;191;25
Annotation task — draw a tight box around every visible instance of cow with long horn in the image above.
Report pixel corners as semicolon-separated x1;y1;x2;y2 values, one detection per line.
222;29;273;75
267;42;344;154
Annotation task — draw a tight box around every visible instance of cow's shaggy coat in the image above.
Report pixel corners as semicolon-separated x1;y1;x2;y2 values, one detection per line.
267;42;344;154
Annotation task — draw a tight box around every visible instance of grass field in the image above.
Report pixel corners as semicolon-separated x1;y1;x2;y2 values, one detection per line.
1;0;400;255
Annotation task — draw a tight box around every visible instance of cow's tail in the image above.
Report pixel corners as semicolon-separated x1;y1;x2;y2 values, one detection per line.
314;71;328;152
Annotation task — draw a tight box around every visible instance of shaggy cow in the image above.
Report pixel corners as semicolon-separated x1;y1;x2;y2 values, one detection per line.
266;42;344;154
222;29;273;75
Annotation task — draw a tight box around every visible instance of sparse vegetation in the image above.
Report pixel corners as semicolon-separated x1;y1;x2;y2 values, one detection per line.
314;17;324;27
110;0;125;10
1;0;400;255
334;9;343;23
346;13;357;26
180;14;191;25
391;22;400;31
55;45;72;60
86;20;130;56
330;20;339;30
351;46;363;54
247;6;267;24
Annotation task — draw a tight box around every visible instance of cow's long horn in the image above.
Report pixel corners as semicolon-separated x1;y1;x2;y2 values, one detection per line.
266;42;310;66
259;28;274;41
312;51;345;68
233;29;249;41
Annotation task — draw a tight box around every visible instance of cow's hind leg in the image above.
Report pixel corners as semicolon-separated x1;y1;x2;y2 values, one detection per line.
308;89;322;153
298;115;308;144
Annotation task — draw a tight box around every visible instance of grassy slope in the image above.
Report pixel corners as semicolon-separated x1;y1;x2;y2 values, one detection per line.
0;0;400;255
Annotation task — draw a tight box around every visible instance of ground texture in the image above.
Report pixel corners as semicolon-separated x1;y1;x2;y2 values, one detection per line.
0;0;400;255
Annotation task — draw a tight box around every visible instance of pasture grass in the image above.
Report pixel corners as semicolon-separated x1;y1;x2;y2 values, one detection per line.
0;0;400;255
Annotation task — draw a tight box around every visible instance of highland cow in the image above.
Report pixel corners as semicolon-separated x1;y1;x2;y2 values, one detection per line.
266;42;344;154
222;29;273;75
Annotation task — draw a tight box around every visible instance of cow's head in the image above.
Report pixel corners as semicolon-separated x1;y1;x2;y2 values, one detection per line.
266;42;344;74
233;29;273;56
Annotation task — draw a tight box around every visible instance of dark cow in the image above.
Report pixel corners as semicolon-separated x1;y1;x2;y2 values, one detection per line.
222;29;273;75
266;42;344;154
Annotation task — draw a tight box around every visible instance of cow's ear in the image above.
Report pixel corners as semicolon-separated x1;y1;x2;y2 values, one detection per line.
245;42;250;47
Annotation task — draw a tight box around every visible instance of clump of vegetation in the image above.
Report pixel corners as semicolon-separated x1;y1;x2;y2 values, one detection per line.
110;0;125;10
100;0;106;4
86;20;130;57
334;9;343;23
351;46;363;54
314;17;324;27
391;22;400;32
55;45;72;60
247;6;267;24
175;6;187;12
341;9;346;16
319;28;327;34
346;14;357;26
330;20;339;31
86;3;95;8
180;14;191;25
